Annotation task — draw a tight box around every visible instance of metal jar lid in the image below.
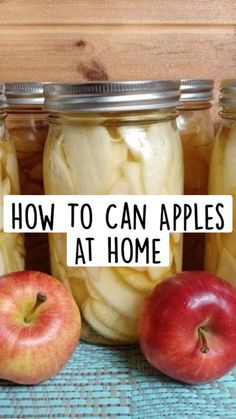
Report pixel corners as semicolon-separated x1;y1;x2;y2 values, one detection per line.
180;79;214;102
43;81;180;113
219;80;236;107
0;84;6;109
5;82;46;106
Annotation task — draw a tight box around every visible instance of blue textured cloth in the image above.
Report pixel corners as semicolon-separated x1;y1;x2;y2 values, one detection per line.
0;343;235;418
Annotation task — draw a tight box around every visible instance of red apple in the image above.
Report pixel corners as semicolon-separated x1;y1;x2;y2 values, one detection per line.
0;270;81;385
139;271;236;384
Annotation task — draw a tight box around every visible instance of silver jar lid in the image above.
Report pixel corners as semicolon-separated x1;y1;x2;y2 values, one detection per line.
180;79;214;102
43;81;180;112
0;84;6;108
219;80;236;107
5;82;45;105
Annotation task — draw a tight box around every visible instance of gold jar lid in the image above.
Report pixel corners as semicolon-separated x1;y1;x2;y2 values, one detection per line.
43;80;180;113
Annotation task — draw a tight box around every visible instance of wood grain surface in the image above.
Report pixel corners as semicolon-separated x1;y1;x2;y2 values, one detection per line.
0;0;235;24
0;0;235;105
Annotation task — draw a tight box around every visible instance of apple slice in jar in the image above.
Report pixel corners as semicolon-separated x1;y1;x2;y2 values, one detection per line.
172;243;183;272
107;162;144;195
218;194;236;259
82;299;132;342
119;122;173;194
1;176;11;196
61;125;116;194
216;247;236;287
48;238;70;287
122;162;144;194
10;247;25;272
5;150;20;194
104;138;128;193
44;136;75;195
16;234;25;254
107;178;131;195
0;234;24;273
219;230;236;260
205;237;219;275
115;267;155;293
142;122;174;195
81;322;124;345
86;267;145;320
0;177;12;230
119;126;146;161
173;232;181;244
208;132;224;194
87;298;138;341
52;261;68;287
68;276;90;306
165;129;183;195
146;243;173;281
146;266;170;282
110;139;128;171
223;123;236;194
50;233;67;263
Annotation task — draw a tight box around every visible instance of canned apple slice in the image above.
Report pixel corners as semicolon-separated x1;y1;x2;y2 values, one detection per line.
82;299;133;342
107;178;131;195
85;298;138;341
60;125;123;195
208;132;224;194
5;150;20;194
118;125;145;160
68;276;90;306
216;247;236;287
44;136;75;194
122;162;144;194
146;241;174;281
142;122;174;195
86;267;145;320
119;123;172;195
115;267;155;293
223;123;236;193
0;233;24;273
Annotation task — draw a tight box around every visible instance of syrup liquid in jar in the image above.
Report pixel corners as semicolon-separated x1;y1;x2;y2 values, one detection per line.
205;80;236;287
177;80;214;270
5;83;50;273
0;84;25;273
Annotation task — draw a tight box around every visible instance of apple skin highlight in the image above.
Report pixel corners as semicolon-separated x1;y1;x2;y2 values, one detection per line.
139;271;236;384
0;271;81;385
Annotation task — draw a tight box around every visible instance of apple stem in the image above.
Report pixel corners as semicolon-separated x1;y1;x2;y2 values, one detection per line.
24;292;47;323
198;327;209;354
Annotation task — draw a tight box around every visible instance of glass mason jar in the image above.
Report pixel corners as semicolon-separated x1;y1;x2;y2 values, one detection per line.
0;84;25;273
43;81;184;344
205;80;236;285
177;79;214;270
5;82;50;273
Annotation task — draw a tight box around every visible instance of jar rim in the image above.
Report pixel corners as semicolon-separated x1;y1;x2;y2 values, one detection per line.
5;82;49;106
43;80;181;112
219;79;236;108
180;79;214;102
0;84;6;109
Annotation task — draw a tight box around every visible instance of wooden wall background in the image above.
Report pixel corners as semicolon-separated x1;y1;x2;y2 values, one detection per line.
0;0;235;102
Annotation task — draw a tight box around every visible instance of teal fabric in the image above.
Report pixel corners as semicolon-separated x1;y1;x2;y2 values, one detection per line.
0;343;235;418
